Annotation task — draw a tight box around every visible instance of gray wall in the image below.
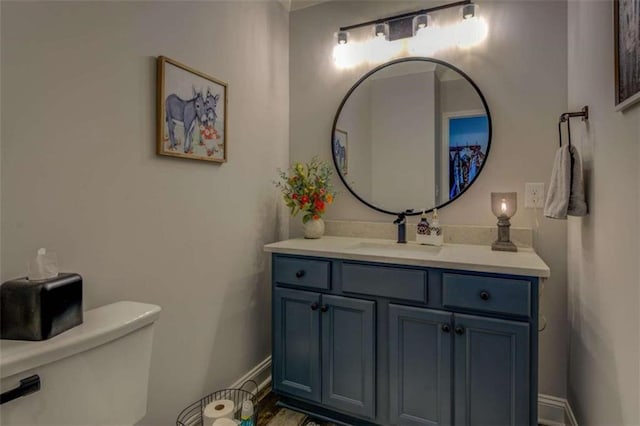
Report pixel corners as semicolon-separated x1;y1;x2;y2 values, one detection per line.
0;2;289;424
336;79;373;199
567;1;640;424
440;79;484;114
370;71;436;211
290;0;569;399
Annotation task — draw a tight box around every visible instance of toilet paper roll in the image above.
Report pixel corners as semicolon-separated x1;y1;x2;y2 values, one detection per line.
204;399;235;422
212;418;237;426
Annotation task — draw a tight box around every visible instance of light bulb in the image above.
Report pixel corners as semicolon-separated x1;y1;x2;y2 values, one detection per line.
413;14;430;34
462;4;476;20
374;23;388;39
337;31;348;45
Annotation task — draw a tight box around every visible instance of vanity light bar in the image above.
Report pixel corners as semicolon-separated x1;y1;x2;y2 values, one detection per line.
338;0;473;33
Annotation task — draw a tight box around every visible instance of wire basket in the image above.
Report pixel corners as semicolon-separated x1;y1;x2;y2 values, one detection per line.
176;380;259;426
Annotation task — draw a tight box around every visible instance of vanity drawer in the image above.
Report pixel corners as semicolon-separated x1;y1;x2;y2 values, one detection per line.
341;263;427;303
442;273;531;317
274;256;330;290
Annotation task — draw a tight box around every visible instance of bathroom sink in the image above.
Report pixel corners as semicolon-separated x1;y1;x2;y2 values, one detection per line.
348;241;442;257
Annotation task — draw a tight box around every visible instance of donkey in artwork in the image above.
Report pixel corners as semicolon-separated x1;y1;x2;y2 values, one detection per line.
203;88;220;130
165;88;205;154
201;88;221;156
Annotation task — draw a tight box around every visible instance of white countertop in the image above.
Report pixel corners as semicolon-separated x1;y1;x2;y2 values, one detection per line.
264;236;550;278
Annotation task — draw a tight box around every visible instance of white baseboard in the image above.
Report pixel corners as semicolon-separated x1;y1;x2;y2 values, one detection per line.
538;394;578;426
229;355;272;394
232;359;578;426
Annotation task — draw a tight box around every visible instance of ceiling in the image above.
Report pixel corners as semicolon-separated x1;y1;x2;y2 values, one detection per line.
279;0;332;12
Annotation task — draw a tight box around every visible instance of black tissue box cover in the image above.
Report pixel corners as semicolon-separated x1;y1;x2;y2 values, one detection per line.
1;273;83;341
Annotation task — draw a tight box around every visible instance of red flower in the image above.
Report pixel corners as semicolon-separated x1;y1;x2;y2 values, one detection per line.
301;195;309;205
313;214;320;220
314;200;325;211
292;193;298;200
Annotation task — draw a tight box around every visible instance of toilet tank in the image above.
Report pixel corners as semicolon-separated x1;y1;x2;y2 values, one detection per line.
0;301;161;426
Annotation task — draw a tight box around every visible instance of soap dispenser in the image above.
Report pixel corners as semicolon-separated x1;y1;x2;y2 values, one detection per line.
416;210;430;245
425;209;444;246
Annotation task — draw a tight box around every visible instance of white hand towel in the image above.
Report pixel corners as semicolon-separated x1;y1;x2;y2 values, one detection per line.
567;145;588;216
544;145;588;219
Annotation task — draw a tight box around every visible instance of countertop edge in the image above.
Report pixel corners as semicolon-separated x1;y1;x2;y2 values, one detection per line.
264;239;551;278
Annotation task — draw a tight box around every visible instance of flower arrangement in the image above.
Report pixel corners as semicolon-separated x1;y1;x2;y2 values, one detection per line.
275;157;336;224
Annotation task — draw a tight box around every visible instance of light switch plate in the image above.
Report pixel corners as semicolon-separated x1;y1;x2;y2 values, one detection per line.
525;183;545;208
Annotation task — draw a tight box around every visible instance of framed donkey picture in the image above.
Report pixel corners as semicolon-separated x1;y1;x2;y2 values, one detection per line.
157;56;228;163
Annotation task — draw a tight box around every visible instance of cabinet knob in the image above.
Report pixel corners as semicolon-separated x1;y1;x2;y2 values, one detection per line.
295;270;306;278
455;326;465;335
441;324;451;333
479;291;490;301
310;302;319;311
320;305;328;313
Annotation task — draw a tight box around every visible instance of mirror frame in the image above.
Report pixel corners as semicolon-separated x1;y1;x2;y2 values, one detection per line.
331;57;493;216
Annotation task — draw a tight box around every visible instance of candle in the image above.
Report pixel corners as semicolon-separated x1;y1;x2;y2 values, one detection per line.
501;199;507;214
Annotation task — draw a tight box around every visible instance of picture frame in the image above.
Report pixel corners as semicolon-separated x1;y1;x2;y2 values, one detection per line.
442;111;489;201
333;128;348;175
157;56;228;163
614;0;640;111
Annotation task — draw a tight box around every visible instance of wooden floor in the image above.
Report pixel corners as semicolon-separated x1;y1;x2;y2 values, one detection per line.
257;391;335;426
256;391;543;426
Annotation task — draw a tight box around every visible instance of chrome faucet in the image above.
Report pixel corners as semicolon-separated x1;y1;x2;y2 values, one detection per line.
393;210;413;244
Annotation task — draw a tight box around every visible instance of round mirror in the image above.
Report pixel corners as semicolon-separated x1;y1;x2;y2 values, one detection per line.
332;57;492;215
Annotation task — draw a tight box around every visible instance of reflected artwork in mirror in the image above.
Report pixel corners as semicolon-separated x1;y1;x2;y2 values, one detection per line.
331;57;492;215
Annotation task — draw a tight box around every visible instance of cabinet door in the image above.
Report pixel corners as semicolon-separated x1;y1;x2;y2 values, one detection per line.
321;295;376;419
389;305;453;426
454;314;530;426
273;287;321;402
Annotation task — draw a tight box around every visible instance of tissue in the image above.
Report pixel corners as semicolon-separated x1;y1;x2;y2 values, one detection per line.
27;248;58;281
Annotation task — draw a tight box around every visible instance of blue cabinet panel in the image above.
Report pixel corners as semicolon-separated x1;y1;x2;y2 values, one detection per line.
321;294;376;419
454;314;530;426
273;287;322;402
389;305;453;426
341;263;428;303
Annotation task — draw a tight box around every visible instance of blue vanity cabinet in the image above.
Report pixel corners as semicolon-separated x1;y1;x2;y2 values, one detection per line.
321;295;376;419
389;304;453;426
453;313;530;426
273;287;322;402
270;253;541;426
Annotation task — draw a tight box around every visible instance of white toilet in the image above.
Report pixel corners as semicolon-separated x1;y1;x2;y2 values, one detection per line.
0;301;161;425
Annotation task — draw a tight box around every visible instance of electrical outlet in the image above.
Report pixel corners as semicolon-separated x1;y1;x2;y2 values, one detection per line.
525;183;545;208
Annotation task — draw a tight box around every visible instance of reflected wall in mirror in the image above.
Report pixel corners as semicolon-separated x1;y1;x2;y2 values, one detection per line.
332;58;491;215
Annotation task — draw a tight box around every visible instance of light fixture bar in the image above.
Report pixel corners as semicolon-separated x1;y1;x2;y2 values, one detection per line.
338;0;472;32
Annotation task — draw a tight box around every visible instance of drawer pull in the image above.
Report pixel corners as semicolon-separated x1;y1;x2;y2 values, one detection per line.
441;324;451;333
455;326;465;335
0;375;40;405
479;291;490;301
295;270;306;278
310;302;319;311
320;305;329;313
